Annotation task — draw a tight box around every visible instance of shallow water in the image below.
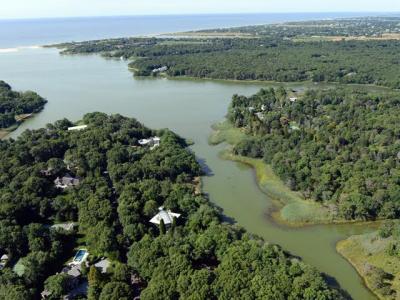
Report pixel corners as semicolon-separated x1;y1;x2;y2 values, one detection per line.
0;47;377;299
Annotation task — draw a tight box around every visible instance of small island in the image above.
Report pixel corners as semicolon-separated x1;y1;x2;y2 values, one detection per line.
0;80;47;138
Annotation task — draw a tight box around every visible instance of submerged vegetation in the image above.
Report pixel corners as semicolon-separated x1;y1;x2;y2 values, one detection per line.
0;113;344;299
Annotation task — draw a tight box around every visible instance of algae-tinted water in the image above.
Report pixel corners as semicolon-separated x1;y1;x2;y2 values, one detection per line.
0;48;377;299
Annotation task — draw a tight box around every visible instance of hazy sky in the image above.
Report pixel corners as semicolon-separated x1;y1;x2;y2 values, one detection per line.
1;0;399;19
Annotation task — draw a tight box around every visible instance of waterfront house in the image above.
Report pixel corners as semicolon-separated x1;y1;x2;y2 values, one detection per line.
138;136;161;149
54;174;81;189
67;125;88;131
150;207;181;226
152;66;168;73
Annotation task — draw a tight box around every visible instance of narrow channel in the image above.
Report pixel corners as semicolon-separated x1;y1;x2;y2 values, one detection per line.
1;47;377;299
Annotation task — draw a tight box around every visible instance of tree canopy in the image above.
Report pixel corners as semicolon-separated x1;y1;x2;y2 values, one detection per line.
227;87;400;221
0;81;47;128
0;112;344;299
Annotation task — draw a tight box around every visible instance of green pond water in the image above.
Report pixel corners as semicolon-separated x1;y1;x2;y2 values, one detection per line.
0;47;381;299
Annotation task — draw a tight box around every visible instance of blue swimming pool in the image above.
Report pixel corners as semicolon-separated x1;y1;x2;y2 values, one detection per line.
73;250;87;262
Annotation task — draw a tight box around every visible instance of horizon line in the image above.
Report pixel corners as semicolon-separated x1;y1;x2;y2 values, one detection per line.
1;11;399;21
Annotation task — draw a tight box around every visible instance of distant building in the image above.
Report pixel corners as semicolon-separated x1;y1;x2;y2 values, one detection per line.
261;104;267;111
51;223;76;232
138;136;161;150
54;174;81;189
67;125;88;131
0;254;9;270
289;97;298;102
150;207;180;226
152;66;168;73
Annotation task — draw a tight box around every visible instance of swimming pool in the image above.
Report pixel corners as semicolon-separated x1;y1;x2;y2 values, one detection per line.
72;249;88;264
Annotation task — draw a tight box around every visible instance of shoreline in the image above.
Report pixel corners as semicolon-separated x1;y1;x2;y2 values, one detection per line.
336;232;399;300
128;68;393;92
209;119;391;298
209;120;385;228
336;241;383;300
0;114;36;140
210;122;386;298
222;149;382;228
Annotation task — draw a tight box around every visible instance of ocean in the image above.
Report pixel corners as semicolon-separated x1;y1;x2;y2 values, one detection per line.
0;12;385;49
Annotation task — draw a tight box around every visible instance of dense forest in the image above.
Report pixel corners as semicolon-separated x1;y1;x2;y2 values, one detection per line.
0;113;343;299
227;88;400;221
0;81;47;128
55;17;400;89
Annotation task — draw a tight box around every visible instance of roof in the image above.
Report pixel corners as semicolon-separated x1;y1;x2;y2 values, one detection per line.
54;174;81;188
1;254;9;260
51;223;75;231
150;207;180;225
62;265;81;278
68;125;88;131
41;290;51;298
94;259;110;273
139;136;161;146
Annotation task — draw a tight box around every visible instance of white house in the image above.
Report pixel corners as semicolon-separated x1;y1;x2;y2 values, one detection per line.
0;254;9;270
150;207;180;226
68;125;88;131
289;97;298;102
138;136;161;149
152;66;168;73
51;223;76;231
94;258;110;274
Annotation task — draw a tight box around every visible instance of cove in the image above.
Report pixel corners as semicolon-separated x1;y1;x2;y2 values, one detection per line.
0;47;377;299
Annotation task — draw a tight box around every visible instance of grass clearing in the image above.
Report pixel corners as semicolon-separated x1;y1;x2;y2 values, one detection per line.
208;120;247;145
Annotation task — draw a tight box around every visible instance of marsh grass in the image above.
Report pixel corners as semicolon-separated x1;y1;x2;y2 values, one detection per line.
212;120;337;225
337;232;400;299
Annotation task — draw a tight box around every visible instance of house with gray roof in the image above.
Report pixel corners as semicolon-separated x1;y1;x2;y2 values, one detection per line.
54;174;81;189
